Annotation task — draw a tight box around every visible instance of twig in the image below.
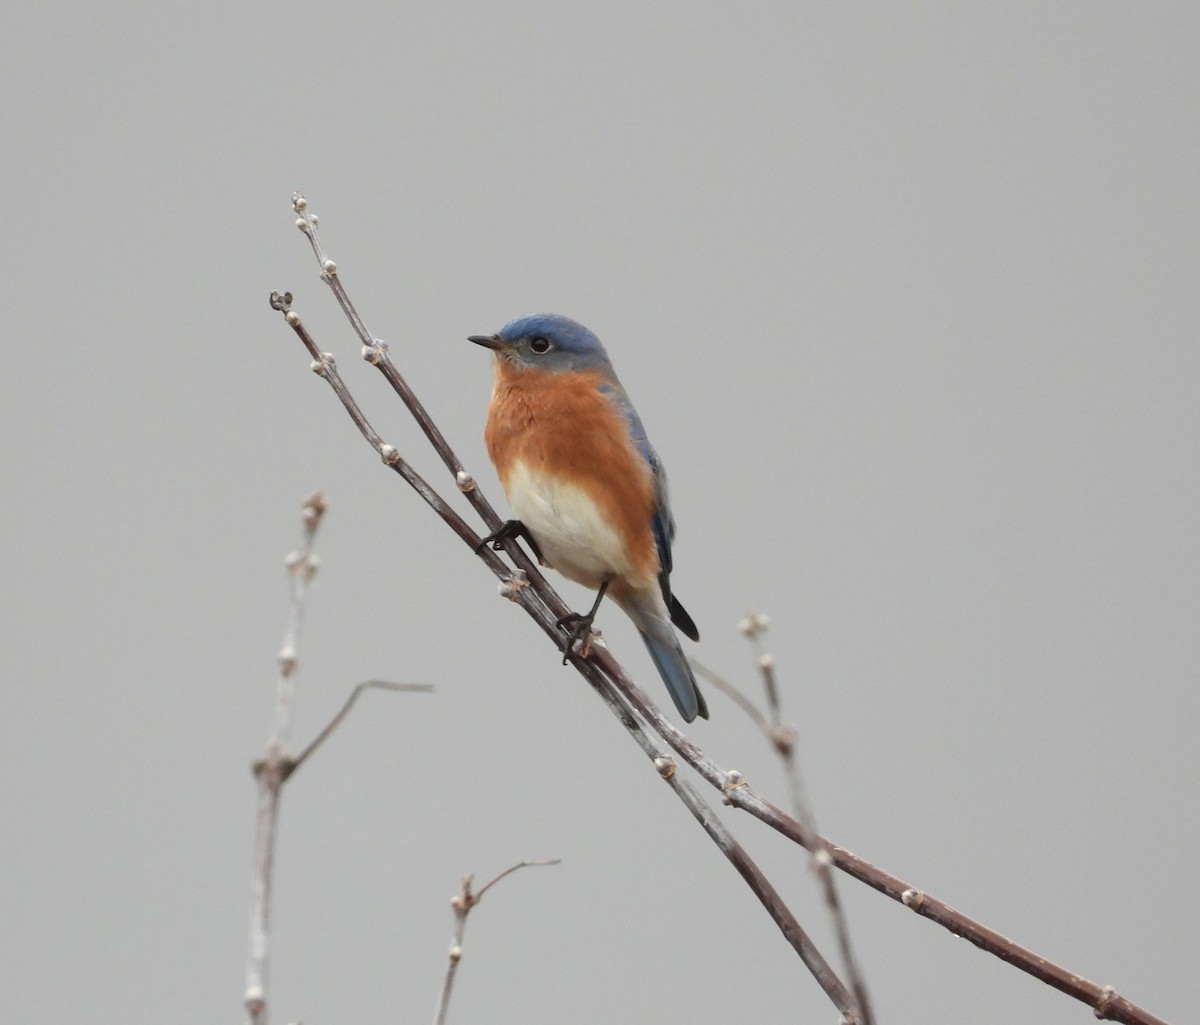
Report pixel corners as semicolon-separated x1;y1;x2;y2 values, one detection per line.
292;196;486;502
272;195;1173;1025
245;492;327;1025
582;660;860;1018
267;292;537;577
697;614;875;1025
293;193;565;595
244;496;432;1025
433;860;562;1025
696;656;772;732
595;645;1171;1025
290;679;433;777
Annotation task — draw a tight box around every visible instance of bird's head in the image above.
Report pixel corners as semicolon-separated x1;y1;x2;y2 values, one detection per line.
469;313;613;374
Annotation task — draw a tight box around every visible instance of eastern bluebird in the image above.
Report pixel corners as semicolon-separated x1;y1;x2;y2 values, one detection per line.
470;314;709;722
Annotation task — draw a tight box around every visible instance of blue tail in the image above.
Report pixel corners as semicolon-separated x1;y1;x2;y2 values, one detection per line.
639;628;709;722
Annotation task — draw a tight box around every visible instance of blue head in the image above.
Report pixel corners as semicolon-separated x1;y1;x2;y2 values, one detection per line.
469;313;614;374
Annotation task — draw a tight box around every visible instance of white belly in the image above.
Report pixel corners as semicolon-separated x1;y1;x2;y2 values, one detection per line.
504;460;631;588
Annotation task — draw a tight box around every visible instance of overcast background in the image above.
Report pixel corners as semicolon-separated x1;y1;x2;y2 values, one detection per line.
2;4;1196;1024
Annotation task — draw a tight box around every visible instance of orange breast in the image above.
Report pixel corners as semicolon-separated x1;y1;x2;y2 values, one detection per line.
485;359;659;586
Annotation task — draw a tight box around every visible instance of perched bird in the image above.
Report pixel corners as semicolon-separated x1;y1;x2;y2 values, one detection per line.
470;314;709;722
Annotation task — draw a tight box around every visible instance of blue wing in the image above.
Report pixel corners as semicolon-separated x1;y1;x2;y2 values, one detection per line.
598;382;700;642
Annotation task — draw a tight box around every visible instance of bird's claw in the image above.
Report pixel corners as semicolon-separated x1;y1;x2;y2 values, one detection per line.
476;519;545;562
556;611;600;663
556;578;610;663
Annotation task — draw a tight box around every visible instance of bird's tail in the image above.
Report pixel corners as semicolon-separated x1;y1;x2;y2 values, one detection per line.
638;625;709;723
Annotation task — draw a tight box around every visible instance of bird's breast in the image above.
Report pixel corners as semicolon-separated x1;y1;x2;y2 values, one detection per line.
484;362;659;590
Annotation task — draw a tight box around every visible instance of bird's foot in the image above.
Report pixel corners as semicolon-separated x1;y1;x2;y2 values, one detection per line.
476;519;544;563
556;612;602;662
555;581;610;664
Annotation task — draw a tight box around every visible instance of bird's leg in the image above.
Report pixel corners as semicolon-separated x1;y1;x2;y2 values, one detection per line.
556;580;610;663
476;519;544;563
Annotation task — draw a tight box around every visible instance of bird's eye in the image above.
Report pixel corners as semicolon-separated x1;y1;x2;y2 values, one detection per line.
529;336;551;354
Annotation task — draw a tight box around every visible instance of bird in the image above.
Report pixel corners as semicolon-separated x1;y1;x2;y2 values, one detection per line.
470;313;708;722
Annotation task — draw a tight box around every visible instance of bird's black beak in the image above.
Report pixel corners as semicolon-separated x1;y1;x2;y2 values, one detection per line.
468;333;503;351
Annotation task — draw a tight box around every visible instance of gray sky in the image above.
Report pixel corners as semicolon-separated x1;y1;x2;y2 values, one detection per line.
3;4;1196;1023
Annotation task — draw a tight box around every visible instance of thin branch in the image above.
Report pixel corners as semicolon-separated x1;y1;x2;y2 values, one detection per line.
290;194;543;584
245;491;327;1025
268;292;545;591
292;193;561;592
699;614;875;1025
694;658;772;733
292;195;489;503
433;860;562;1025
272;196;1174;1025
475;859;563;900
594;645;1171;1025
244;498;432;1025
289;680;433;777
580;656;859;1018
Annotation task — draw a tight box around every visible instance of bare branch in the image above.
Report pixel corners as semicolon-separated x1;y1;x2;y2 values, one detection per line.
433;860;561;1025
268;293;547;600
475;858;563;899
289;194;553;590
596;642;1171;1025
244;499;432;1025
289;679;433;778
245;491;326;1025
699;615;875;1025
693;658;771;733
583;662;860;1019
292;195;491;506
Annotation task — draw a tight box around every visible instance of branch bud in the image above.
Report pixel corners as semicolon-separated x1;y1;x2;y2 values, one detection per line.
737;612;770;638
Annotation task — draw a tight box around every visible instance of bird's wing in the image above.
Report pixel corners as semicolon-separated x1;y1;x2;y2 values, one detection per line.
597;382;687;610
597;382;672;541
